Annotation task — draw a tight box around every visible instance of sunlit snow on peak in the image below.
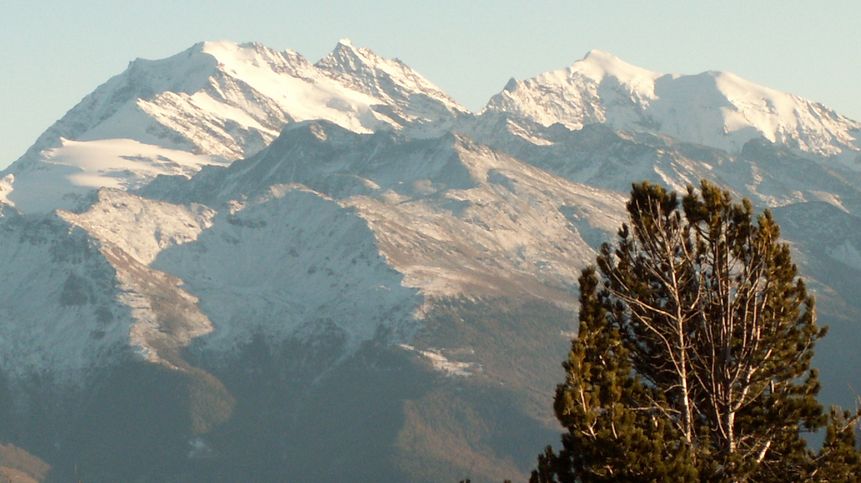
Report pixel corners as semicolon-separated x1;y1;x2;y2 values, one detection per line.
486;50;861;163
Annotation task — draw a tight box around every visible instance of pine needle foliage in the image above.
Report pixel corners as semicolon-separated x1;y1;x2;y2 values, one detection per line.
532;180;861;482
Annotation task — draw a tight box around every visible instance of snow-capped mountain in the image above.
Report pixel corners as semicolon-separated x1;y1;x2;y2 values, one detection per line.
0;40;465;213
5;44;859;215
2;41;861;482
0;122;627;482
316;39;467;126
485;49;861;166
156;121;623;301
3;120;624;378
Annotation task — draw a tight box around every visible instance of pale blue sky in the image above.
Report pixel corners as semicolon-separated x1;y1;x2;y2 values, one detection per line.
2;1;859;167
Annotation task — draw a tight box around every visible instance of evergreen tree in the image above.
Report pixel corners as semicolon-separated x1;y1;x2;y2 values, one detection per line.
533;268;697;482
532;181;860;482
813;407;861;481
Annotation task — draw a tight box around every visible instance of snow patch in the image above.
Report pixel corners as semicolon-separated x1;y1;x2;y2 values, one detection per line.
6;138;223;213
59;190;216;265
808;191;849;213
399;344;478;377
0;174;14;207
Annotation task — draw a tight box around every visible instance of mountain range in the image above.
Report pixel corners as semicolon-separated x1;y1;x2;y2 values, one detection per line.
1;40;859;482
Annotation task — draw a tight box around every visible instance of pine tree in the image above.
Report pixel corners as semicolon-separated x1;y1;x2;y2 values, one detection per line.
531;268;698;482
532;180;860;482
813;407;861;481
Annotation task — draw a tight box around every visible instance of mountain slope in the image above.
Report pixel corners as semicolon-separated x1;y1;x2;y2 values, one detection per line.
152;121;626;299
0;120;629;481
1;40;465;213
485;49;861;165
316;39;467;127
1;41;861;482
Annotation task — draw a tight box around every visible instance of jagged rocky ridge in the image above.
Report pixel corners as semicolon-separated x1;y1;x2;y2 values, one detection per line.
0;41;860;482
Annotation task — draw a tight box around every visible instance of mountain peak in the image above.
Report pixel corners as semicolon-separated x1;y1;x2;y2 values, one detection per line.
197;39;311;71
316;40;467;118
332;40;366;58
325;37;387;71
485;49;861;162
570;49;661;84
581;48;617;61
4;39;467;213
199;39;240;51
503;77;519;92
